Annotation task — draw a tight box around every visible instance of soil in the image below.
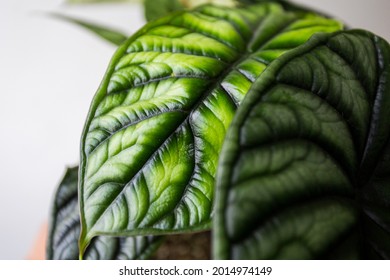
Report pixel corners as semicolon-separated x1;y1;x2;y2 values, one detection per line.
152;231;211;260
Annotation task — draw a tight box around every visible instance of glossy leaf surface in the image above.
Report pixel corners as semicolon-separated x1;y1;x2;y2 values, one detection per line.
47;167;162;260
214;30;390;259
79;2;342;255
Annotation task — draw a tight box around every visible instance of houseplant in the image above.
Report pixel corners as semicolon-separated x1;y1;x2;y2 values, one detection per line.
46;0;390;259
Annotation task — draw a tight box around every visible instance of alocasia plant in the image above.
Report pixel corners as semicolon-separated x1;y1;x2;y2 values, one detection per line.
76;1;342;256
46;0;390;260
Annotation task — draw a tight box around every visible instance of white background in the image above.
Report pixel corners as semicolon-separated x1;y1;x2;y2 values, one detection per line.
0;0;389;259
1;260;390;279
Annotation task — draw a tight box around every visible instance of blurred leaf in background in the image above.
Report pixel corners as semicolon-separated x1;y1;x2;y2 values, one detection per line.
66;0;140;4
51;13;129;45
60;0;239;42
144;0;184;21
60;0;194;43
144;0;236;22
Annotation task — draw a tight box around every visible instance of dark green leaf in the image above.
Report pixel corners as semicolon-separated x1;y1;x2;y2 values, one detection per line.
235;0;335;19
144;0;239;21
51;13;128;46
144;0;185;22
47;167;163;260
78;2;342;256
214;30;390;259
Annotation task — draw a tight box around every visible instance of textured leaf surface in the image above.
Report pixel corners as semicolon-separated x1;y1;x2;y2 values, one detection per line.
79;2;342;255
214;30;390;259
47;167;162;260
52;14;128;46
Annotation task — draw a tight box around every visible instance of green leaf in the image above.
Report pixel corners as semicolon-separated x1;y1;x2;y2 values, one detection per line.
47;166;163;260
144;0;185;22
235;0;334;18
51;13;128;46
78;2;343;256
214;30;390;259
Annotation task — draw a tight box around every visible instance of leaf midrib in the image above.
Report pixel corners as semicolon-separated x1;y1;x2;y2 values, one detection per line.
85;8;280;236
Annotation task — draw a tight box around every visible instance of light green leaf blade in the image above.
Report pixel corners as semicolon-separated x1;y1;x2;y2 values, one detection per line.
214;30;390;259
78;2;343;256
51;13;128;46
47;167;163;260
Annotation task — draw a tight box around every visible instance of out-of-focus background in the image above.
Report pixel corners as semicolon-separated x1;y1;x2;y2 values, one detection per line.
0;0;389;260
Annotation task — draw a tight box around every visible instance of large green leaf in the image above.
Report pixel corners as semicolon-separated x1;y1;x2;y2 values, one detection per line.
47;167;163;260
214;30;390;259
78;1;342;255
